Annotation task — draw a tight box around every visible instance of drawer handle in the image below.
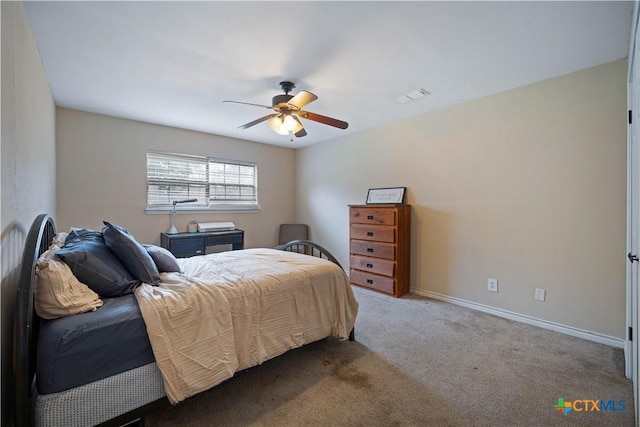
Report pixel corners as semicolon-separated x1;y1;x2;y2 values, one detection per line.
366;263;373;268
367;231;374;237
367;248;374;253
367;215;374;220
366;279;373;284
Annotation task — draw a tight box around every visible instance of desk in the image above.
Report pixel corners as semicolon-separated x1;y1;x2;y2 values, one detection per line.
160;229;244;258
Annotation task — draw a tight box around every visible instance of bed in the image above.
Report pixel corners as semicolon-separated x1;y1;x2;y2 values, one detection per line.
15;214;358;427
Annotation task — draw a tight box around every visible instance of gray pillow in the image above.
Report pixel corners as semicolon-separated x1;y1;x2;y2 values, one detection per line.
143;244;181;273
102;221;160;286
56;229;140;297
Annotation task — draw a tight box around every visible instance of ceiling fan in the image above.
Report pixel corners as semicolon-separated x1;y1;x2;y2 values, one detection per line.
223;81;348;139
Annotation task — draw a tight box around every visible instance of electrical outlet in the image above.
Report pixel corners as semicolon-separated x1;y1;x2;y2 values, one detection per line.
535;288;546;302
488;278;498;292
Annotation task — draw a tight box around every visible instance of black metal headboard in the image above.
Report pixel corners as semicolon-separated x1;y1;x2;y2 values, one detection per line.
14;214;55;427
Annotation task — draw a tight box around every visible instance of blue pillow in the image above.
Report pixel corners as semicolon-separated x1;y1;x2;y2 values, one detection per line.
143;244;181;273
102;221;160;286
56;229;140;297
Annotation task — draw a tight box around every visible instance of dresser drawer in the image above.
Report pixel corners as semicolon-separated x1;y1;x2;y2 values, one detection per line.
350;269;395;294
350;240;395;260
350;224;395;243
350;207;396;225
350;255;395;277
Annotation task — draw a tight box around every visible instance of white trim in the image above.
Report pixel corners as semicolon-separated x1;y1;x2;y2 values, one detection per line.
145;205;260;214
626;0;640;379
627;5;640;426
411;288;624;349
628;1;639;84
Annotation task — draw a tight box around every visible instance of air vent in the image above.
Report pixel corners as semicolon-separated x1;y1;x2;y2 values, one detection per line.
394;88;430;104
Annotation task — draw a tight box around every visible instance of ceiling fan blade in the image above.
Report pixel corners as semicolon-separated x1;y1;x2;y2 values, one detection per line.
287;90;318;110
223;100;273;109
298;110;349;129
238;113;278;129
292;116;306;137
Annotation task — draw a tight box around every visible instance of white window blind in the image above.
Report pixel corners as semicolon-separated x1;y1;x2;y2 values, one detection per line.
147;151;258;210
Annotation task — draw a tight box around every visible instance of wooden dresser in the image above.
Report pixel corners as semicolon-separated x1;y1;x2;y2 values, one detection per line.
349;204;411;297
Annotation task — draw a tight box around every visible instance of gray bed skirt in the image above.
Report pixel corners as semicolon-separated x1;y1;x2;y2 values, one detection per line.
35;363;165;427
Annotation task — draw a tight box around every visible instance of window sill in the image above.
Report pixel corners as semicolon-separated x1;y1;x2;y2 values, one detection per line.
145;205;260;214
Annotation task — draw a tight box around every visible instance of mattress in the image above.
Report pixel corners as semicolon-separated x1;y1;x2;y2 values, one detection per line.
37;294;154;394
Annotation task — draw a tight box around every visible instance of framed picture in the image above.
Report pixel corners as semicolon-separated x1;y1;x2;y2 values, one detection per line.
366;187;406;204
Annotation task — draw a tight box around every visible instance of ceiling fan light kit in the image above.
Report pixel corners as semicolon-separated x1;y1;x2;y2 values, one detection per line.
224;81;348;140
269;113;298;135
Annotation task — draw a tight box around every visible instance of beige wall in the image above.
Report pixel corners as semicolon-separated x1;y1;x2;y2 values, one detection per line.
1;1;56;424
297;60;627;339
0;2;628;423
56;109;296;248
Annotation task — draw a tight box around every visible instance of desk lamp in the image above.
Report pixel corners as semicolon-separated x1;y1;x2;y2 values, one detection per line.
166;199;197;234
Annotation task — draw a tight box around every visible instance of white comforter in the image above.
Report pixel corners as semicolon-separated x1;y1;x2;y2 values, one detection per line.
135;248;358;404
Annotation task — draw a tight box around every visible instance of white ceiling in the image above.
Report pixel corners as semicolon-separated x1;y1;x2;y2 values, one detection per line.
24;1;634;148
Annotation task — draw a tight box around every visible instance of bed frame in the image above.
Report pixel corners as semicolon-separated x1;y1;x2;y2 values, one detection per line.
277;239;343;268
14;214;353;427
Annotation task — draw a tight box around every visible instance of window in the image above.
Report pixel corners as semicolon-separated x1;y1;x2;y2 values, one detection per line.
146;151;258;211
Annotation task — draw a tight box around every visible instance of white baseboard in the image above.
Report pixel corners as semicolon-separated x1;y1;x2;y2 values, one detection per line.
411;288;624;349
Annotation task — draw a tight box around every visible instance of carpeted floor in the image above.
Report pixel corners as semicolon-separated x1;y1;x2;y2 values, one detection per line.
143;286;634;426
